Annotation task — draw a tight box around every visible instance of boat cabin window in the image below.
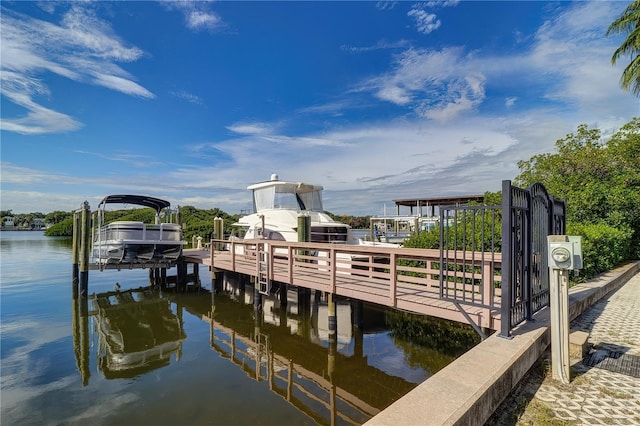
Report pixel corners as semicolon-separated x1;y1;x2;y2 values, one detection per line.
253;185;324;212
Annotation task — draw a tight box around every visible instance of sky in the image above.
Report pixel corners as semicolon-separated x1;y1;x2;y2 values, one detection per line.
1;1;638;216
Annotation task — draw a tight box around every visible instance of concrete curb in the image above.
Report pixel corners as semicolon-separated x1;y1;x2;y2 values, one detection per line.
364;261;640;426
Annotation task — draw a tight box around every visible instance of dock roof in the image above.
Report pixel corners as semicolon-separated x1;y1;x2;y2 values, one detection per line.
392;195;485;208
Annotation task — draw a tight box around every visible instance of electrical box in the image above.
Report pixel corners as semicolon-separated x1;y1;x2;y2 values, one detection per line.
568;235;583;270
547;235;583;271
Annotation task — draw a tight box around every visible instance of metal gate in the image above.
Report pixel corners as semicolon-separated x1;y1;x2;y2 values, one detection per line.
500;180;565;337
438;180;565;338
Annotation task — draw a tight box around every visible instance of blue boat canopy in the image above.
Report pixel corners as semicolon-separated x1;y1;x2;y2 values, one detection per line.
98;195;171;213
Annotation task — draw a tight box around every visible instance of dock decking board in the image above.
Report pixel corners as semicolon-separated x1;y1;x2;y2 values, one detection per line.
184;240;502;330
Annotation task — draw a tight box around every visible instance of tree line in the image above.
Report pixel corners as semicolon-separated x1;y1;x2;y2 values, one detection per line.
403;118;639;282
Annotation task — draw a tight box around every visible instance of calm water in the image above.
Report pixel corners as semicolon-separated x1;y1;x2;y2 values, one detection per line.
1;231;479;425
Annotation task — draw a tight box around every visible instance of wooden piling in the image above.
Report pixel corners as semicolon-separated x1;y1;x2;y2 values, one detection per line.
279;282;288;306
253;276;262;312
79;201;91;297
72;209;81;295
214;217;224;250
327;292;336;334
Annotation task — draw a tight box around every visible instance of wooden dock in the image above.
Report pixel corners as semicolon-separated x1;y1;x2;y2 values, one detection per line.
184;239;502;331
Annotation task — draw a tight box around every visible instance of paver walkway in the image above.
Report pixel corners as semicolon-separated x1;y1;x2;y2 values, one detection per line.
491;271;640;425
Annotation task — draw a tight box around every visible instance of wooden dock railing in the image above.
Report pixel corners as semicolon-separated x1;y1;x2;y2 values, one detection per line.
193;239;503;331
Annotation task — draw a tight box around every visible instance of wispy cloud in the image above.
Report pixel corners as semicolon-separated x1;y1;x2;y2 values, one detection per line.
376;2;398;11
360;47;485;120
341;39;411;53
74;150;164;168
227;122;275;135
162;1;224;32
408;0;459;35
0;5;153;135
358;1;635;122
171;90;204;105
408;9;440;35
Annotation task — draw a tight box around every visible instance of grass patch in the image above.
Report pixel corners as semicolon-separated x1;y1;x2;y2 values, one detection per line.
516;400;576;425
598;387;633;399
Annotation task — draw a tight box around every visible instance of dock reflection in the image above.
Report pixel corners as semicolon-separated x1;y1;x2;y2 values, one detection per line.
71;271;465;425
169;272;424;426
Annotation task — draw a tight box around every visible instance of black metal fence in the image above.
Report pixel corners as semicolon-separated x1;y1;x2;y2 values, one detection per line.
438;180;565;338
500;180;565;337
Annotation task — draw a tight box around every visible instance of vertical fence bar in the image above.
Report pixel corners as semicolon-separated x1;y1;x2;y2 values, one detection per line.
500;180;513;338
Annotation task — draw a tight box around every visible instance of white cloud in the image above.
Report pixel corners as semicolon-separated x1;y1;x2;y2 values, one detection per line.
162;1;224;32
341;39;411;53
362;47;486;120
408;9;441;35
0;5;153;135
171;90;204;105
360;2;636;123
505;97;517;108
227;122;275;135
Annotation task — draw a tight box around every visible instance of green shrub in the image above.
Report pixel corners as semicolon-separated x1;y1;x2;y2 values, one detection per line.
44;217;74;236
567;222;633;281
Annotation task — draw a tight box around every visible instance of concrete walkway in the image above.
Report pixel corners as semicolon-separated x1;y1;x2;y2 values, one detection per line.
491;269;640;425
365;261;640;426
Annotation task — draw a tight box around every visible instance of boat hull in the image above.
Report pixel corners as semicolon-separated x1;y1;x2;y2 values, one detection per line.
92;221;184;266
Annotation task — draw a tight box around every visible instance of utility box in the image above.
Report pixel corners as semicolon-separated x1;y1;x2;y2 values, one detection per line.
568;235;583;270
548;235;583;271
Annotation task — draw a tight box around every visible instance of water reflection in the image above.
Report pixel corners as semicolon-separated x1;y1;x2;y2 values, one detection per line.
69;270;478;425
73;287;185;384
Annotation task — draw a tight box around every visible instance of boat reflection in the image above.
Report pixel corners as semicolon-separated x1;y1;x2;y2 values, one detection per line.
73;287;185;383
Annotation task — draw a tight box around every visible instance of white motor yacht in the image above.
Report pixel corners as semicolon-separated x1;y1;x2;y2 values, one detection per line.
234;174;379;245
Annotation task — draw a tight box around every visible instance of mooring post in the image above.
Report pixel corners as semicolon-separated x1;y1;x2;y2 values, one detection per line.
297;214;311;262
193;262;200;287
279;282;288;307
253;276;262;312
79;201;91;297
72;209;81;296
214;217;224;250
352;299;363;329
239;275;246;305
327;292;336;335
71;210;80;287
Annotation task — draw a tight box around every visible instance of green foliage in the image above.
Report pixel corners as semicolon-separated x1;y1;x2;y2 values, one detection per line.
45;210;72;224
178;206;240;242
403;206;501;253
325;212;371;229
42;206;241;242
402;226;440;249
516;118;640;262
567;222;633;281
45;217;74;236
104;208;157;224
606;0;640;96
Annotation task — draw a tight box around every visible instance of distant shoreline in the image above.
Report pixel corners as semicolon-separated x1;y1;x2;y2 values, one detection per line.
0;228;46;231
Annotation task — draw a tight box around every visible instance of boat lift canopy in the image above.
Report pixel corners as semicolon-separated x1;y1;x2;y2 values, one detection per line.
97;195;171;213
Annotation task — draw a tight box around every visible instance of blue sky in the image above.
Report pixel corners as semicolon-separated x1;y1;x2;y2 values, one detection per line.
1;1;637;216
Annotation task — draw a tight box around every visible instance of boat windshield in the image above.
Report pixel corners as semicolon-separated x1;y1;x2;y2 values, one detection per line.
253;185;324;212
